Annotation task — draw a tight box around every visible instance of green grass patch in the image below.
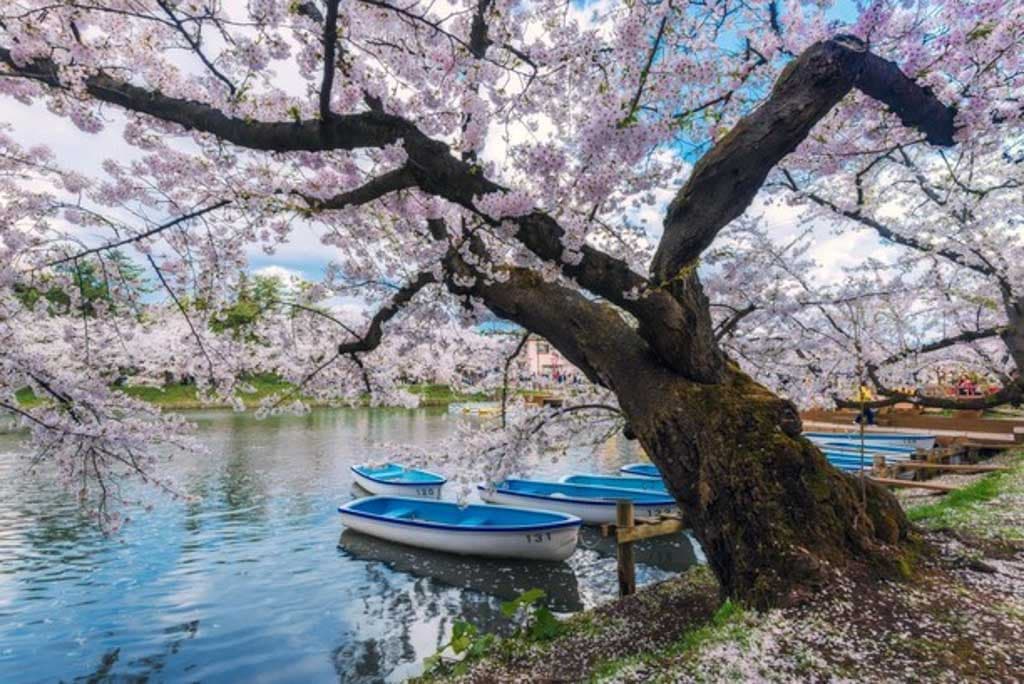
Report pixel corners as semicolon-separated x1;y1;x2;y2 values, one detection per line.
121;374;297;409
404;383;491;405
13;387;41;408
907;471;1009;524
904;454;1024;540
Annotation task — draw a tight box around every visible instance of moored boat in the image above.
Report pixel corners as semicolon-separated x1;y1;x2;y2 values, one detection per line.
814;440;916;454
560;473;668;493
337;496;581;561
351;463;446;498
619;462;662;478
819;444;914;462
822;452;875;471
478;479;677;525
803;431;935;450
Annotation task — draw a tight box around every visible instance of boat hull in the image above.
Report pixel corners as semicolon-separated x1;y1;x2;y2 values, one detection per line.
351;470;444;498
338;508;579;561
478;488;677;525
804;432;935;450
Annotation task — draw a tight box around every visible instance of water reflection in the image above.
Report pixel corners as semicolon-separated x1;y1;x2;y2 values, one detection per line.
0;408;700;682
339;529;584;612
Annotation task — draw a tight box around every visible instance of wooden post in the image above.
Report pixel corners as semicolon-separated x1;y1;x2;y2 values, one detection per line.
616;500;636;597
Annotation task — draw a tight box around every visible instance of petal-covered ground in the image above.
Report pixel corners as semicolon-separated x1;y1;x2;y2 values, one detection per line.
419;452;1024;682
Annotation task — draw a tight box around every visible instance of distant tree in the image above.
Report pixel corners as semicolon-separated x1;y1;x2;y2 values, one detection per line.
15;250;148;317
209;273;288;342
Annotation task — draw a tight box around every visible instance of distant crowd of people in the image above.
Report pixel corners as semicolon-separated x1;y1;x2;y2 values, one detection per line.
852;372;1006;426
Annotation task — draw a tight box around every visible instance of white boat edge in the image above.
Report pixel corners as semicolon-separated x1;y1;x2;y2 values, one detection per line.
350;466;445;499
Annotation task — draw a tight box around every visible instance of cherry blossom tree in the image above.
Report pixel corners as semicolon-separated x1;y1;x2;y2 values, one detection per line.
707;212;1020;410
0;0;1020;607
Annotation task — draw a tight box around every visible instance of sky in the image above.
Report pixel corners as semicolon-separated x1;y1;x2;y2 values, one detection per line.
0;0;889;300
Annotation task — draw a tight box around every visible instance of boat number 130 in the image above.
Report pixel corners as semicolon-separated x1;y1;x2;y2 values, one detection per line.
525;532;552;543
416;488;436;496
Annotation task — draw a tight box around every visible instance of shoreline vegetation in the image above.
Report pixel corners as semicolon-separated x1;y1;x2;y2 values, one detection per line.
13;377;1021;418
418;452;1024;682
13;377;494;411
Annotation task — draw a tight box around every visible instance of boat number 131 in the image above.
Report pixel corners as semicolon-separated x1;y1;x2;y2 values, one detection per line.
525;532;552;543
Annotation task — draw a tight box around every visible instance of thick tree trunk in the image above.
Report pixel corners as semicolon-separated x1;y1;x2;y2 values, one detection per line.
614;364;911;609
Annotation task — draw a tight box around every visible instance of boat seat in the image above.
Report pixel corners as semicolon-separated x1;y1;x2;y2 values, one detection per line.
460;516;490;525
387;508;417;519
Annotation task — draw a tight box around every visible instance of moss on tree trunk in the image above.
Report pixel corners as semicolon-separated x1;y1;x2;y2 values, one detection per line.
618;367;912;609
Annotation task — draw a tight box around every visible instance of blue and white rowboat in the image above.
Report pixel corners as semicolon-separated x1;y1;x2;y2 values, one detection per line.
619;463;662;478
803;432;935;450
479;479;677;525
351;463;446;499
820;445;913;462
814;441;916;455
560;473;668;493
338;496;581;561
822;452;875;471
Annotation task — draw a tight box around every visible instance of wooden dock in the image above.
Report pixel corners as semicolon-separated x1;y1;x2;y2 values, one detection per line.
868;476;961;493
891;462;1008;474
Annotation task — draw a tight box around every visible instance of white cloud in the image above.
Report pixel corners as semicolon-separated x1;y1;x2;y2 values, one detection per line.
253;264;304;282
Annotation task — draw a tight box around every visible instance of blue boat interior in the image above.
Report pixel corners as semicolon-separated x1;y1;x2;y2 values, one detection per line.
344;497;576;526
353;463;445;483
562;474;667;492
621;463;661;477
491;479;674;503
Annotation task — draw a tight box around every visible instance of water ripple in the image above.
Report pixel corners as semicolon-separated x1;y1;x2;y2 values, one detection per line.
0;408;700;682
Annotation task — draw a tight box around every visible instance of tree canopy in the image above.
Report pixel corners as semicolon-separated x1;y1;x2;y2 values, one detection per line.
0;0;1019;583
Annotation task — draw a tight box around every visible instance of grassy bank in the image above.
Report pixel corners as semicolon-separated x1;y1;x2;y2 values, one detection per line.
420;452;1024;682
902;452;1024;542
14;379;492;411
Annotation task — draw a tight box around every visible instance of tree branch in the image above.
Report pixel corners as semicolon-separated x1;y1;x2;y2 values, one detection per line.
46;201;230;268
715;303;757;340
0;47;407;152
651;36;957;283
155;0;236;96
336;271;436;355
319;0;342;122
500;330;530;428
781;169;995;279
296;166;417;211
876;325;1005;368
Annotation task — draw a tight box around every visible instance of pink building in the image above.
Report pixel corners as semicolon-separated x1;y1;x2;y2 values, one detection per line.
525;338;579;382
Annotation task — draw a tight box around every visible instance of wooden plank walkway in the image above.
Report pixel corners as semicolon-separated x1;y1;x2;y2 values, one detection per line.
892;462;1008;473
868;476;960;492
